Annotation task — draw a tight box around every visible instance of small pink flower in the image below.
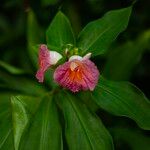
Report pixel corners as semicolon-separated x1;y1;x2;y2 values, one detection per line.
54;54;99;92
36;44;62;82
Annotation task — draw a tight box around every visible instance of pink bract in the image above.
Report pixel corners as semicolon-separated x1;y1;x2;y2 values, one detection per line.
54;59;99;92
36;44;51;82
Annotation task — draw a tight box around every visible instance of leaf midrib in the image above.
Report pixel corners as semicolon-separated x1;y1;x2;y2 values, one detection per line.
40;96;52;150
97;84;146;126
79;10;129;53
0;129;12;149
66;92;94;150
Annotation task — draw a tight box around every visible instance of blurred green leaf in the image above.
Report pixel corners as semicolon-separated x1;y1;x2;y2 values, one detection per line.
92;77;150;130
0;15;10;32
0;13;25;46
57;91;114;150
110;127;150;150
0;70;47;96
77;7;131;56
0;60;26;75
41;0;59;6
27;10;45;68
103;30;150;80
46;11;75;52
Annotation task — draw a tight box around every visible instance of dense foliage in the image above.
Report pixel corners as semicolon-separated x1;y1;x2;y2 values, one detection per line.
0;0;150;150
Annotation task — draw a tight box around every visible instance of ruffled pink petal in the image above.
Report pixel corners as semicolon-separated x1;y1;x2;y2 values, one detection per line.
36;44;51;82
54;59;99;92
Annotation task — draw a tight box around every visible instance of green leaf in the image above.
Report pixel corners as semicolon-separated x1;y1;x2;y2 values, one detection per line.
11;96;41;150
0;70;47;96
110;127;150;150
42;0;59;6
0;60;26;75
103;30;150;80
77;91;99;112
11;94;62;150
92;77;150;130
77;7;132;56
57;91;114;150
46;11;75;52
0;94;14;150
0;93;62;150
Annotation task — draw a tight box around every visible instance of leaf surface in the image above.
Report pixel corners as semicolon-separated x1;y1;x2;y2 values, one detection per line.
0;94;62;150
92;77;150;130
58;91;114;150
46;11;75;52
13;95;63;150
77;7;131;56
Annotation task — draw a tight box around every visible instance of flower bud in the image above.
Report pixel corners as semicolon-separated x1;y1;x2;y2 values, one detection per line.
36;44;62;82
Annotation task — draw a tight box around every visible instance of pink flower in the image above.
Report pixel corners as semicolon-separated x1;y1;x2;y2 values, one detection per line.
54;54;99;92
36;44;62;82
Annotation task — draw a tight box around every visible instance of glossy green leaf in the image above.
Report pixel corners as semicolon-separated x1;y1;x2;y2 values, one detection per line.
0;94;62;150
46;11;75;52
0;94;14;150
92;77;150;130
0;114;14;150
8;94;63;150
77;7;131;56
57;91;114;150
103;30;150;80
0;94;41;150
11;96;42;150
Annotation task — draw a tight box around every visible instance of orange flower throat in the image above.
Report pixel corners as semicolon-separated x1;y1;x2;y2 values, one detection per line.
69;61;83;82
